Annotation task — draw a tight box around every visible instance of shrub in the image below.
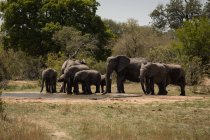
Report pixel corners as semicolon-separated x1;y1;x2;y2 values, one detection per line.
0;91;6;121
0;48;44;80
45;52;67;75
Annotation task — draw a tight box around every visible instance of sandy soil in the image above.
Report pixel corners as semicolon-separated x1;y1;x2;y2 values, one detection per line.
2;92;209;105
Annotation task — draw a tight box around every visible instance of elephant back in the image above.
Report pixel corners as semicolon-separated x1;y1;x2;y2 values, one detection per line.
61;59;84;74
42;68;57;79
65;64;89;78
164;64;185;84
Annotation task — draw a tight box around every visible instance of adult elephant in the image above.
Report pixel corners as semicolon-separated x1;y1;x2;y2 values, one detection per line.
73;70;101;94
104;55;147;93
139;63;186;96
40;68;57;93
60;59;86;92
58;64;89;94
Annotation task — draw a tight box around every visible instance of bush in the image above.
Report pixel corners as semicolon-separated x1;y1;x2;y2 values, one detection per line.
45;53;67;75
0;91;6;121
0;48;44;80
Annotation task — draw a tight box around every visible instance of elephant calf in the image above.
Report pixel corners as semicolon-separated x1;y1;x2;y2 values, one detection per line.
74;70;101;94
40;68;57;93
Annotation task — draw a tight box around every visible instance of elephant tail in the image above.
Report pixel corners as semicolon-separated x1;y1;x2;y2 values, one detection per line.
40;79;44;93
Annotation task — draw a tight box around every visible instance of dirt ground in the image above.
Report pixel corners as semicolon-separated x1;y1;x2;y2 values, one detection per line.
2;92;209;105
2;78;210;105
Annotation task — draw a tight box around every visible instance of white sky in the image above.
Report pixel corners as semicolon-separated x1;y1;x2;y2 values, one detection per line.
96;0;207;26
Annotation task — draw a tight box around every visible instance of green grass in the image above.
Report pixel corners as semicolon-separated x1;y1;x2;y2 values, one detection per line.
3;99;210;140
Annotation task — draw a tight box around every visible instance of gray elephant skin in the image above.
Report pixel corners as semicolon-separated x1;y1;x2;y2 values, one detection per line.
40;68;57;93
58;64;89;94
139;63;186;96
100;74;106;93
105;55;147;93
60;59;86;92
74;70;101;94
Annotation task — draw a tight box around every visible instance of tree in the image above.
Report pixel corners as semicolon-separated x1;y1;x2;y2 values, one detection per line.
176;17;210;64
53;26;98;58
0;0;111;59
103;19;125;38
150;0;203;31
112;19;173;57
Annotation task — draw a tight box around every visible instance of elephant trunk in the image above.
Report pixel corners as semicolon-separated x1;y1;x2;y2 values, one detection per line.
104;69;113;93
140;78;147;94
40;79;44;93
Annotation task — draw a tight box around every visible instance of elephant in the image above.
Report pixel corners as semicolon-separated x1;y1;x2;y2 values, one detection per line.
100;74;106;93
73;70;101;94
40;68;57;93
139;63;186;96
58;64;89;94
60;59;86;92
104;55;148;94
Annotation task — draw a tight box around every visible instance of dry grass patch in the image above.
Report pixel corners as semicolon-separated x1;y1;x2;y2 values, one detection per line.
4;98;210;140
0;118;50;140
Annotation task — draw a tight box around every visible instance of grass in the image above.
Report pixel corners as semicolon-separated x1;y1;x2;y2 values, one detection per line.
3;99;210;140
0;118;50;140
1;81;210;139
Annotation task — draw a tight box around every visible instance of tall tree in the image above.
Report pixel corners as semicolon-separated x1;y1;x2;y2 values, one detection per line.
0;0;111;60
112;19;173;58
150;0;203;31
176;18;210;64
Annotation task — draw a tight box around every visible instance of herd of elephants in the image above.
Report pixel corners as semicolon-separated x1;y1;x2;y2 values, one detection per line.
40;55;186;96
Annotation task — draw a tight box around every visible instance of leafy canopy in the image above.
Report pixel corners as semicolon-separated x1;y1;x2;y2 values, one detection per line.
176;17;210;64
0;0;111;60
150;0;203;31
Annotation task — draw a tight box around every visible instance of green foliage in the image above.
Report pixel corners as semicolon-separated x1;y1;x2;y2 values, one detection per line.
176;18;210;64
0;0;111;58
147;44;203;85
53;26;98;59
113;19;173;57
45;52;66;75
0;48;43;80
150;0;203;31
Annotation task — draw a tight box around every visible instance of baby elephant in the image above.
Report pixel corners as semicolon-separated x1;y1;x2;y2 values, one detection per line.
40;68;57;93
100;74;106;93
74;70;101;94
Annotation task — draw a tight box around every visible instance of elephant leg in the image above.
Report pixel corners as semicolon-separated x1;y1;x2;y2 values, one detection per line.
54;81;57;93
101;85;104;93
63;82;66;93
52;81;56;93
73;81;79;95
81;82;86;94
180;79;185;96
66;79;73;94
117;76;125;93
86;81;92;94
149;78;155;95
157;83;165;95
45;80;49;93
95;83;100;93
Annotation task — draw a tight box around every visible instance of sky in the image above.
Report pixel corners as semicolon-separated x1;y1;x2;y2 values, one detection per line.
96;0;207;26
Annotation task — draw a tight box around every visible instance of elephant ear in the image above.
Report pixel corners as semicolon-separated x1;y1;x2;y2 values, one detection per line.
117;56;130;72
